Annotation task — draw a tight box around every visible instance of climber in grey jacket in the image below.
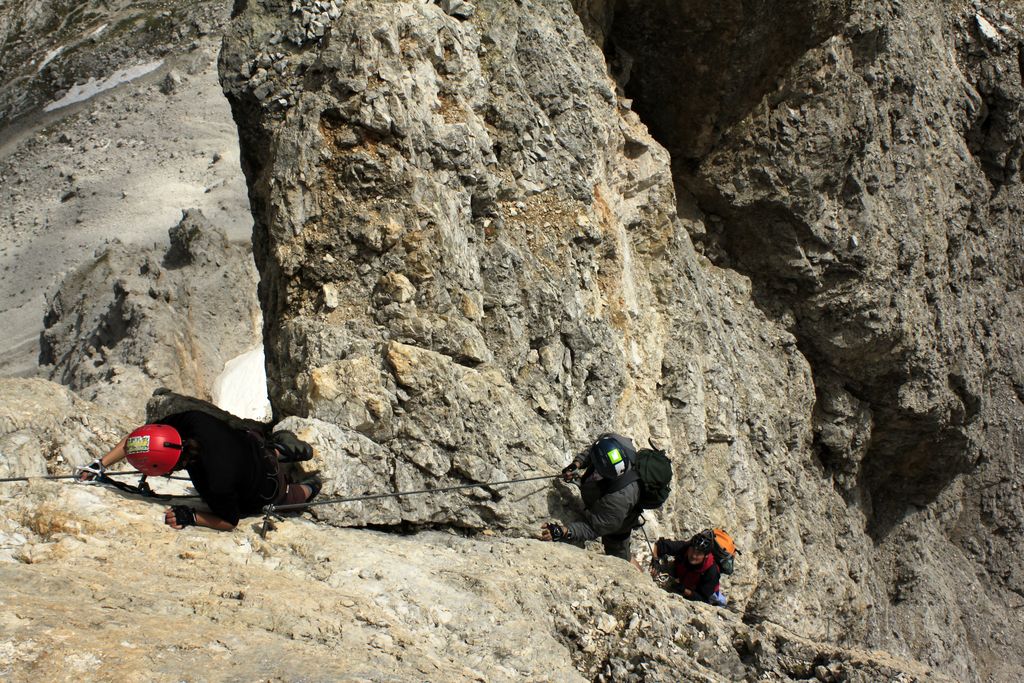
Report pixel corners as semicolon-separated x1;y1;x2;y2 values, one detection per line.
541;434;642;561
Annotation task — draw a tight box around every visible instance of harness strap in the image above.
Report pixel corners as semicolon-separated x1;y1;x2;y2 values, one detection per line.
245;430;285;504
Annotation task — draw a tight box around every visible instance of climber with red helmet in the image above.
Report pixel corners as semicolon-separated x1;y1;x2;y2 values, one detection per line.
652;530;727;606
78;410;318;531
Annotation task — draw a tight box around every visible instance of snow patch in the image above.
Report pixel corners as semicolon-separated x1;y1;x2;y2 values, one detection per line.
211;346;272;421
38;47;65;72
88;24;109;40
43;60;164;112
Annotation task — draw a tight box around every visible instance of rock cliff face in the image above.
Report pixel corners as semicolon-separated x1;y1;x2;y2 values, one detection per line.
222;0;695;530
218;0;1024;680
220;1;842;609
611;0;1024;531
605;0;1024;678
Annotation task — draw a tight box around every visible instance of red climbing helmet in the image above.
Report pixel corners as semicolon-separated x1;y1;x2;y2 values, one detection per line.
125;424;183;476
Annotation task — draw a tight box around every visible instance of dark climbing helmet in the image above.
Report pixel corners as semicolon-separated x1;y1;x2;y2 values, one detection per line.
589;434;631;479
125;424;183;476
689;530;714;554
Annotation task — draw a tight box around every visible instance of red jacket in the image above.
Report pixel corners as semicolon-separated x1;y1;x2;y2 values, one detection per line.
666;546;721;602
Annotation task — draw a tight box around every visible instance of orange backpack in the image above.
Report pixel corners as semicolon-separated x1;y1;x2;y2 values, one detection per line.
711;528;739;575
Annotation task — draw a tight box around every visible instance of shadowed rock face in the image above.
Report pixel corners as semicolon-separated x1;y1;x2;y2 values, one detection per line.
617;0;1024;527
593;0;1024;678
221;0;1024;679
682;4;1024;541
606;0;851;160
605;0;1024;527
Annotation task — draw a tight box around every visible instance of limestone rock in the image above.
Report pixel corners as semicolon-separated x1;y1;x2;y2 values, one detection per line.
0;463;952;682
219;0;695;537
308;356;395;435
160;69;182;95
0;378;133;478
437;0;475;20
39;209;262;421
609;0;1024;679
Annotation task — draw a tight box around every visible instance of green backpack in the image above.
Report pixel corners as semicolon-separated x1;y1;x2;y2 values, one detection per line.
633;447;673;509
603;445;673;510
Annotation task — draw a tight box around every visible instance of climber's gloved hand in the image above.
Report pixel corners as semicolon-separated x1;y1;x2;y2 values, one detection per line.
272;431;314;463
561;460;582;482
541;522;570;542
76;459;106;482
650;554;670;577
165;505;196;529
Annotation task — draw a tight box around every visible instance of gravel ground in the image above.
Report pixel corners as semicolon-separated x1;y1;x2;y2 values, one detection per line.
0;36;252;377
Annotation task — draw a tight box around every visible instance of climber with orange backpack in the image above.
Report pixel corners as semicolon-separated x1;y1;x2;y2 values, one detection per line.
651;528;738;606
77;410;318;531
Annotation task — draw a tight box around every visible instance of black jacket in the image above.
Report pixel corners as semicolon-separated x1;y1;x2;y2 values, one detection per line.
161;411;274;525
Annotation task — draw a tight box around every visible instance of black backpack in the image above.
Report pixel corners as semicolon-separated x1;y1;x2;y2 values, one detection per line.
600;439;673;510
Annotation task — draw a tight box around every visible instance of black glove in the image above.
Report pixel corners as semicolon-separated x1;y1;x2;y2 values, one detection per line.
272;431;314;463
545;523;571;542
561;460;581;482
169;505;196;527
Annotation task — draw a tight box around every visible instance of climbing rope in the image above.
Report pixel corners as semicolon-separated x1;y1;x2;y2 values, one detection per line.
259;472;559;538
0;471;198;500
90;472;201;500
0;472;191;483
638;519;657;567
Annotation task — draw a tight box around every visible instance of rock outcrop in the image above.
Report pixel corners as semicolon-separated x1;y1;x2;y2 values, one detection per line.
39;209;262;420
220;0;849;618
221;0;688;529
0;459;952;683
218;0;1024;680
0;378;132;478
